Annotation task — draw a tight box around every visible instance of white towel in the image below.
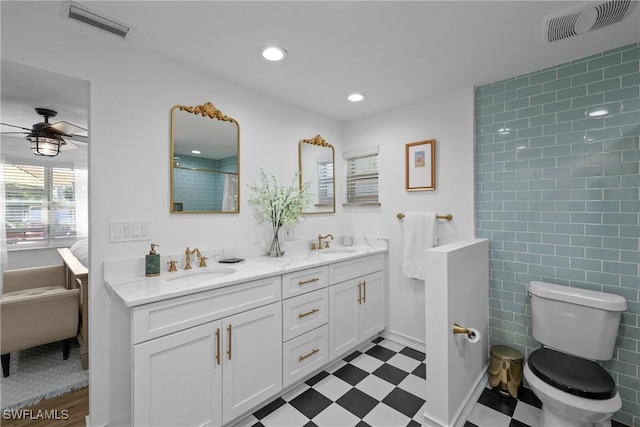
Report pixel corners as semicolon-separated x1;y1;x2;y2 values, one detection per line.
402;212;437;280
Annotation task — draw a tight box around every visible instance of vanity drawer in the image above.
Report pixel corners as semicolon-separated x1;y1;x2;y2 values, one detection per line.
283;325;328;388
329;254;384;284
282;266;328;299
282;288;328;341
132;276;281;344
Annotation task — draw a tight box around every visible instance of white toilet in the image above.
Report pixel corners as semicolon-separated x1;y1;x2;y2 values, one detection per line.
524;281;627;427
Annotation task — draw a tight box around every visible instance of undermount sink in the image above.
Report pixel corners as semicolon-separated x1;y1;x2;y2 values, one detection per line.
317;247;358;254
166;267;236;281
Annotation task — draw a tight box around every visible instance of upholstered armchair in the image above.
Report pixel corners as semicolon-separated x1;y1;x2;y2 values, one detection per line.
1;265;79;377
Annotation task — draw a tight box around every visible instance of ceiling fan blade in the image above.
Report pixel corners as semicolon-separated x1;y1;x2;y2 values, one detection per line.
66;134;88;143
0;122;32;132
47;121;87;136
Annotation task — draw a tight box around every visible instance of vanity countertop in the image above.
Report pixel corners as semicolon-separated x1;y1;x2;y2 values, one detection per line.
106;245;387;308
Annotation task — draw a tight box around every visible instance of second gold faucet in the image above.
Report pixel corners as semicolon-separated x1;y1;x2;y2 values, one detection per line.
317;234;334;250
184;247;207;269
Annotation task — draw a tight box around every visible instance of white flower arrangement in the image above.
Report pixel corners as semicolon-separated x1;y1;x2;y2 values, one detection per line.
248;169;312;256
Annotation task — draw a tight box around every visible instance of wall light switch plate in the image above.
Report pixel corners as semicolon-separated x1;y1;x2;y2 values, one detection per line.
110;221;151;243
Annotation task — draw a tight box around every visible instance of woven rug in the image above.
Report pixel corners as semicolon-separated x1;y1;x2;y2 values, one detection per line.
0;340;88;411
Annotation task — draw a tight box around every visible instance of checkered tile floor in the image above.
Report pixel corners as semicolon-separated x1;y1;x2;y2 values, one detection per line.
235;336;590;427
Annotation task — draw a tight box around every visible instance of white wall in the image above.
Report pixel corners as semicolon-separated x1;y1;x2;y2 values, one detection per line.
342;88;475;346
2;4;478;424
1;4;343;425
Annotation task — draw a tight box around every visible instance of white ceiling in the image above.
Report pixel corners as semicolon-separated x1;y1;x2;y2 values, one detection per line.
2;0;640;129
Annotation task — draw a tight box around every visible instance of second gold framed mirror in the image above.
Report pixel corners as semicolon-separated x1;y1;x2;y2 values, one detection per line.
298;135;335;214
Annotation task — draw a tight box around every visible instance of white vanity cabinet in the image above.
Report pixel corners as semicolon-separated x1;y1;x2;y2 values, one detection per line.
115;276;283;427
134;302;282;426
107;247;387;427
328;254;385;361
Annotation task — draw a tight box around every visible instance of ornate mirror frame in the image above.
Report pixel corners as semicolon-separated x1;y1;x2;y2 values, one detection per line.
170;102;240;214
298;135;335;214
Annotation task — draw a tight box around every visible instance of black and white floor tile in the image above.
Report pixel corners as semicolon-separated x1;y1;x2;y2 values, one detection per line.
234;336;589;427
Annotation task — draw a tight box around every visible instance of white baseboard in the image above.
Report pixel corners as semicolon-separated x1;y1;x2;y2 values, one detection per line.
380;329;426;353
84;415;107;427
422;367;488;427
452;367;488;427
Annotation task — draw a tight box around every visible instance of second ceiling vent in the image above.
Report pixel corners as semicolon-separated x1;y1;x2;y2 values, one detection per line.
543;0;636;43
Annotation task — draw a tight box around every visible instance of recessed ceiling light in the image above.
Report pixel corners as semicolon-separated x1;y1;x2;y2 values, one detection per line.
347;93;365;102
261;46;287;62
191;150;201;154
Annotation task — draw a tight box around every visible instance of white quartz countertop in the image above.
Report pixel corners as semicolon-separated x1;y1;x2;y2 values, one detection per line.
106;245;387;308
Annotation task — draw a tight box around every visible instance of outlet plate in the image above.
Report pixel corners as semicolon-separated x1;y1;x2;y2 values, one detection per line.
110;221;151;242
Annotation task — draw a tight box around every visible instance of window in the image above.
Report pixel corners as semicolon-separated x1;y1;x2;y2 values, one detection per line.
4;163;88;247
344;146;380;206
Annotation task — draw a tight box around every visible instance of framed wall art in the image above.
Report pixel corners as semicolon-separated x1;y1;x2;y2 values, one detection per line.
405;139;435;191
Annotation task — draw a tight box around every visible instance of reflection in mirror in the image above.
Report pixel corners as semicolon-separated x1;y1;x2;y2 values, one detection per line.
298;135;335;214
171;102;240;213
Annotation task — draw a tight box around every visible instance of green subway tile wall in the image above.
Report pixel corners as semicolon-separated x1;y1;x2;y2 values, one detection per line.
475;43;640;426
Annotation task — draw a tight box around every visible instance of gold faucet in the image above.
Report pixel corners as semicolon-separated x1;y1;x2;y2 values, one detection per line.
184;247;200;270
317;234;334;249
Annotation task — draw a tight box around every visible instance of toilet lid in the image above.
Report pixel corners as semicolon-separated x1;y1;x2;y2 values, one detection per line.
528;348;616;400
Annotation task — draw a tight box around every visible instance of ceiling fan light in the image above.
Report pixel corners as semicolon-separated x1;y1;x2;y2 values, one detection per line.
29;135;64;157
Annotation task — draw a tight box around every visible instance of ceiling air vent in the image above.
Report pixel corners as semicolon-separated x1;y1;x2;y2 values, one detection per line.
66;2;129;38
543;0;635;43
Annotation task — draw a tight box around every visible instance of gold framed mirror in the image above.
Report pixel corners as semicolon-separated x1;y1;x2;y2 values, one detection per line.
298;135;335;214
170;102;240;213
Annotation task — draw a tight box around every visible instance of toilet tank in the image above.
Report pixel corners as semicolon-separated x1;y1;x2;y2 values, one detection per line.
529;281;627;360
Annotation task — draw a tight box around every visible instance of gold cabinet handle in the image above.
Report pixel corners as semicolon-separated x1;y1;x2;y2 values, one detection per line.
298;348;319;362
227;324;232;360
215;328;221;365
298;308;320;319
298;277;320;286
357;282;362;304
362;280;366;303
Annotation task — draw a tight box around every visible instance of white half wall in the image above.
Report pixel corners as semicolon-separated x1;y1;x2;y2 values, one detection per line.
424;239;489;427
342;88;475;345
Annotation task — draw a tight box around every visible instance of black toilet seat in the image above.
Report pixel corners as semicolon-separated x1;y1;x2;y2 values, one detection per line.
528;348;616;400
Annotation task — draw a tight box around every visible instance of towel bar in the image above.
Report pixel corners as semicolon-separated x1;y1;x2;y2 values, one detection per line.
397;212;453;221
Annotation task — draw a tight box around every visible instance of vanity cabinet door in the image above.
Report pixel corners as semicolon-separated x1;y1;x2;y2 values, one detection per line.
328;279;359;361
134;321;223;427
222;302;282;424
359;271;385;339
328;271;385;361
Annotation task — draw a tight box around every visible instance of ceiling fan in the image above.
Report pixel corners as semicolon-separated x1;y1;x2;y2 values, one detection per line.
0;107;88;157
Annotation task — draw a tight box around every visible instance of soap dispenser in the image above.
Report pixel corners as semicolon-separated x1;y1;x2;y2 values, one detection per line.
145;243;160;277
